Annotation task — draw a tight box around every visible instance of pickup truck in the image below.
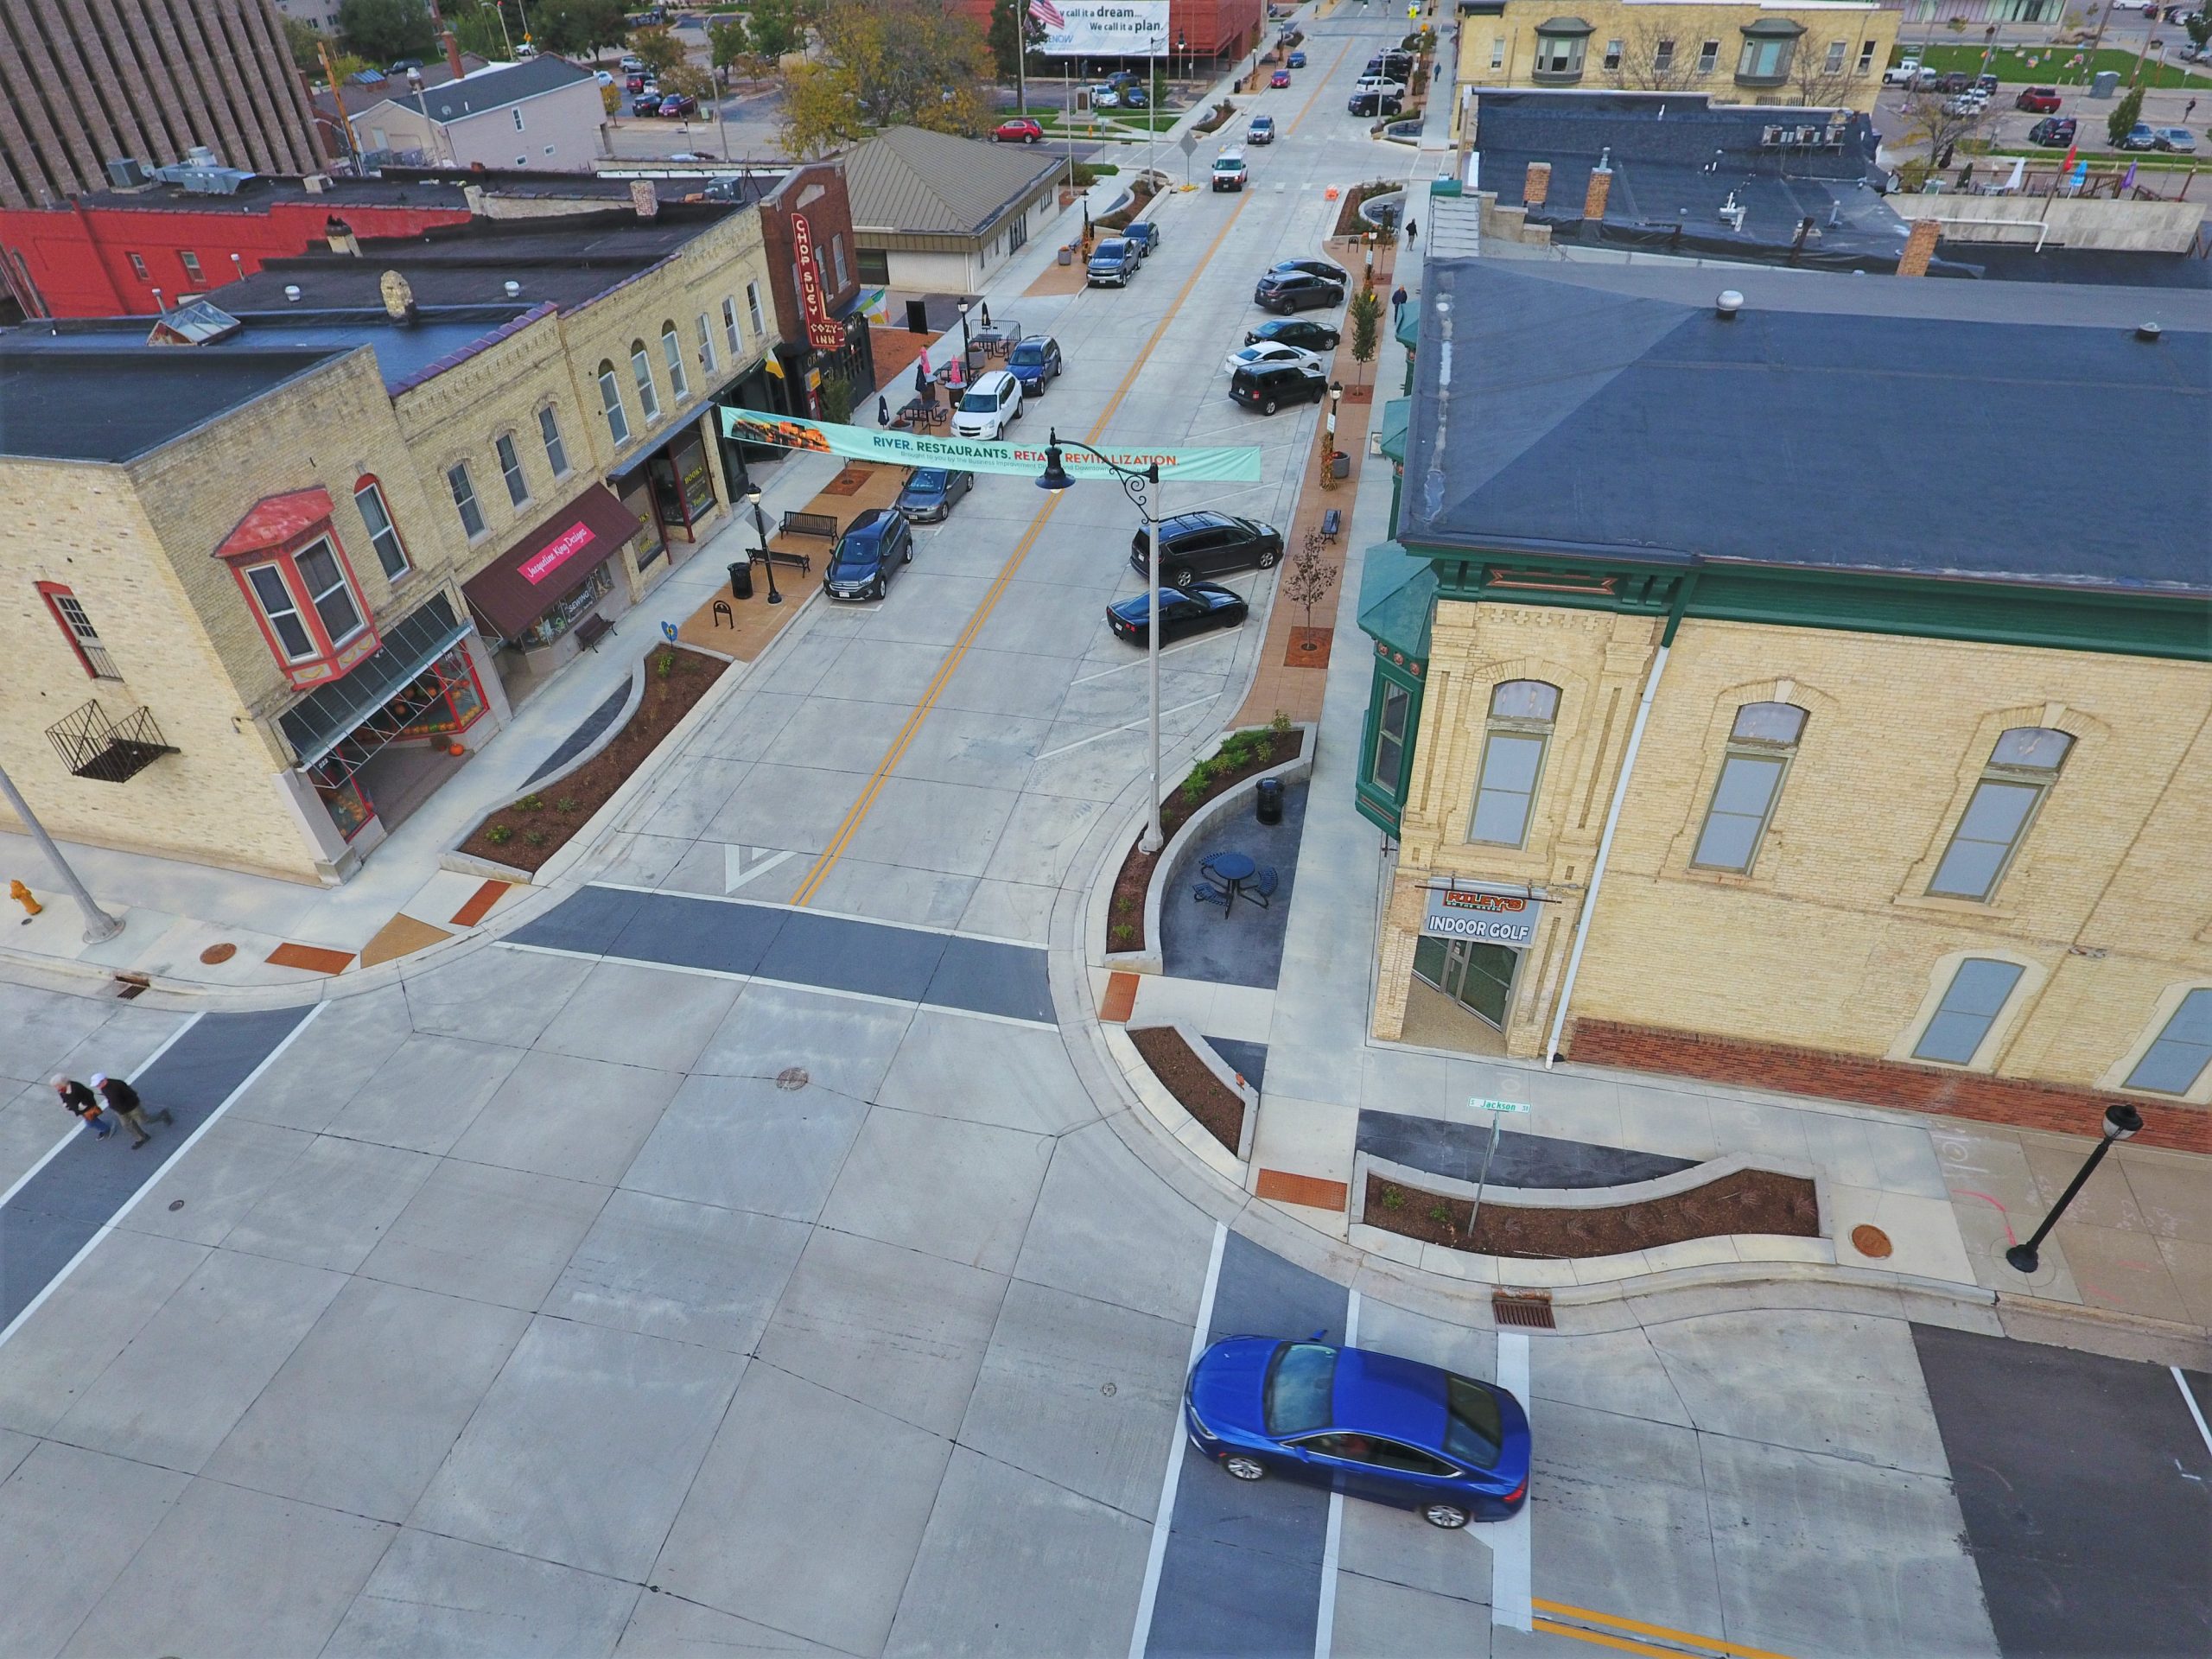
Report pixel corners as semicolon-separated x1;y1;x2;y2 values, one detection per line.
1882;57;1921;85
1087;238;1138;286
1211;149;1249;191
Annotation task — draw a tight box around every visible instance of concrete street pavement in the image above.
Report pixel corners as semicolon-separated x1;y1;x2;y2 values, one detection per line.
2;9;2209;1656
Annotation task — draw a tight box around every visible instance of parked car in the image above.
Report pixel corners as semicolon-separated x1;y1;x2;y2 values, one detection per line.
1124;220;1160;257
389;57;424;73
1087;237;1140;286
658;92;698;118
1270;68;1293;87
894;467;973;524
1212;149;1249;190
631;90;663;115
1270;257;1351;286
1353;76;1408;98
2027;116;2077;146
1882;57;1922;85
1132;511;1284;586
1087;83;1121;108
823;509;913;601
1246;317;1340;351
594;68;615;86
1364;52;1414;76
1287;49;1307;67
951;369;1024;438
1007;334;1064;394
1106;583;1249;646
2155;126;2198;151
1248;115;1277;143
1184;1338;1532;1529
2120;122;2162;149
1222;340;1325;377
1231;360;1330;414
995;117;1046;143
1974;73;1999;93
620;54;646;73
1122;86;1149;107
2015;86;2063;112
1347;90;1404;117
1933;70;1973;92
1942;92;1987;116
1254;270;1344;313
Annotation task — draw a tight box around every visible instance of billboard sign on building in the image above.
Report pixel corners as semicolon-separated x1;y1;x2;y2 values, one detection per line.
789;212;845;353
1421;885;1543;949
1038;1;1171;57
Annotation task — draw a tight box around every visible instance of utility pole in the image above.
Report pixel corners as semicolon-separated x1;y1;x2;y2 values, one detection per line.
0;762;121;943
317;40;359;168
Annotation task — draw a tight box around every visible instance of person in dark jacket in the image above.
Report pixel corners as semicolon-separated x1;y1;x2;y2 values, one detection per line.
52;1075;112;1138
92;1071;172;1148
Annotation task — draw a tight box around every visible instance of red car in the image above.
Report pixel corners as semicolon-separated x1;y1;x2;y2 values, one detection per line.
1269;68;1292;87
2014;86;2062;112
995;117;1046;143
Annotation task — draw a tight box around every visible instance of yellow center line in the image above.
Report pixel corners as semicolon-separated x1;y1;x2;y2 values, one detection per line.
786;192;1258;907
1534;1618;1703;1659
1533;1599;1800;1659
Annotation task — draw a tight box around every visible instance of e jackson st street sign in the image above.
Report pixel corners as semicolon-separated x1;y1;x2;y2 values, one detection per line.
718;409;1264;485
1422;885;1543;949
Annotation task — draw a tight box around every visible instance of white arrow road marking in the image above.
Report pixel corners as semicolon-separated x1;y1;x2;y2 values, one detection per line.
724;845;796;893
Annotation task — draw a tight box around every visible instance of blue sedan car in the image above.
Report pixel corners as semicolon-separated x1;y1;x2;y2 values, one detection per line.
1288;49;1307;67
1185;1338;1530;1528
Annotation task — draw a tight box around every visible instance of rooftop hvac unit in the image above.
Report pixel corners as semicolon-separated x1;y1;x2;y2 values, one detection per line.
104;156;152;189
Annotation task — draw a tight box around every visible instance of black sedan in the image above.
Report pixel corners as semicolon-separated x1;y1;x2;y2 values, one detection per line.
1106;582;1249;645
1270;257;1351;287
1132;510;1284;587
1246;317;1341;351
894;467;973;523
1255;270;1344;314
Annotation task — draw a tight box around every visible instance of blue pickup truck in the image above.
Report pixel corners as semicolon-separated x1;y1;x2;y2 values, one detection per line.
1087;238;1138;287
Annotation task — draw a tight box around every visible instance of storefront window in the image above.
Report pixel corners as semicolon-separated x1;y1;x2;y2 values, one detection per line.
316;772;373;840
392;647;487;739
517;564;613;650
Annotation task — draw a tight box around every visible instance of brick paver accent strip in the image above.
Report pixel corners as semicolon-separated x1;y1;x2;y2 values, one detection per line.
1100;970;1140;1023
264;941;355;976
449;880;511;928
1256;1167;1351;1210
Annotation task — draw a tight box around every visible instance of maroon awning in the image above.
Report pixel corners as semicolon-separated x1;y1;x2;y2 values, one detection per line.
462;485;643;639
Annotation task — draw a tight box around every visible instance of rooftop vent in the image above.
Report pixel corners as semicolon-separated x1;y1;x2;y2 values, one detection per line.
504;279;521;296
2136;321;2162;343
151;146;256;195
1715;289;1744;320
103;156;152;190
284;284;302;302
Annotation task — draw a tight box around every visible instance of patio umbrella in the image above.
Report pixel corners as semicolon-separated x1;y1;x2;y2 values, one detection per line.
979;300;992;329
877;395;890;427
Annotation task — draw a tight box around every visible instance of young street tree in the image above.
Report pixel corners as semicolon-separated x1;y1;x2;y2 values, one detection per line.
1898;88;1990;172
629;24;688;79
2107;84;2145;148
709;14;751;84
1347;287;1382;385
1787;44;1857;109
1283;539;1340;632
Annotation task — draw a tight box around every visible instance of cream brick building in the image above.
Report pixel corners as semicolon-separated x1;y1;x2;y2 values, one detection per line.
1359;258;2212;1142
1453;0;1899;113
0;196;779;884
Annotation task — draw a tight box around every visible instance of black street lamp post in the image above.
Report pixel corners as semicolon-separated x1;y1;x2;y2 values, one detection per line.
957;300;973;384
1037;429;1165;852
744;486;782;604
2005;1103;2144;1274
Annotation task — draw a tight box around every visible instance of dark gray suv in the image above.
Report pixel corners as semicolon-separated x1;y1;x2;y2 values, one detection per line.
1130;511;1284;588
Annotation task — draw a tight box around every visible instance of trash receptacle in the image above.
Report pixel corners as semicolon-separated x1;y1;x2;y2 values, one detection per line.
1058;245;1073;265
2091;69;2119;98
1255;777;1284;826
728;560;753;601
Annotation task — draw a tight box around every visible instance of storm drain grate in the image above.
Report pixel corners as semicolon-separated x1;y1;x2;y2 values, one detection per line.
1493;1289;1556;1330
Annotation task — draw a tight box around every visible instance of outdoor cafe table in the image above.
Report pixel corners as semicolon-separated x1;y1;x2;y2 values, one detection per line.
1204;851;1256;917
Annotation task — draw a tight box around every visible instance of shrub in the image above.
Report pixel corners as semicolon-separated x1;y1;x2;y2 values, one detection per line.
1110;922;1137;946
556;796;579;813
516;793;545;811
486;823;513;845
655;651;676;679
524;829;549;849
1427;1203;1452;1226
1270;709;1291;735
1382;1185;1406;1211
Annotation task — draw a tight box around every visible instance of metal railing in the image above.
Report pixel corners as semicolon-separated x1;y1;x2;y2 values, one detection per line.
45;700;177;784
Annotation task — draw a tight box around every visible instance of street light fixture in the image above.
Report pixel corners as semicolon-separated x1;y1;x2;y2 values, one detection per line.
2005;1103;2143;1274
0;760;121;943
1325;379;1343;478
1037;429;1167;853
743;485;782;604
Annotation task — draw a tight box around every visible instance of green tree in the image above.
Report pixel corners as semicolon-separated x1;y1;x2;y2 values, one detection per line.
709;13;751;80
781;62;861;157
747;0;808;61
534;0;631;57
337;0;436;63
817;372;855;424
447;0;510;60
628;23;687;78
2188;12;2211;49
1347;287;1381;385
986;0;1046;82
2107;84;2145;147
818;0;994;133
280;13;328;72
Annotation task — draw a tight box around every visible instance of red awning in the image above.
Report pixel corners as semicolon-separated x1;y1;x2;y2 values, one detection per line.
461;485;642;639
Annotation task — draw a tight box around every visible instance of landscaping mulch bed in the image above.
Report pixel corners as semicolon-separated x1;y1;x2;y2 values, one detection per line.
457;646;727;874
1285;626;1333;669
1332;181;1406;240
1362;1166;1819;1259
1106;727;1301;952
1130;1027;1244;1154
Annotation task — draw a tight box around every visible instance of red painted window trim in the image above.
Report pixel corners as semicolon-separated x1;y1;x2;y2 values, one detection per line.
35;580;101;677
219;514;380;690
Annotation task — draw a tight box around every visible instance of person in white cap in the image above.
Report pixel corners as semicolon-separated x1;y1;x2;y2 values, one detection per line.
53;1076;112;1139
91;1071;171;1148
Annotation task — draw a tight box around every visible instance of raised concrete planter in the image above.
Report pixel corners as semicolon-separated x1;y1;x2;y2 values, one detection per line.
1347;1148;1839;1284
1103;1021;1249;1185
1091;721;1315;975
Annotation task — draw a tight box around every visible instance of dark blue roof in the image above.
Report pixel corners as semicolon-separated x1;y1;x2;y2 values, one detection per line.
1402;261;2212;595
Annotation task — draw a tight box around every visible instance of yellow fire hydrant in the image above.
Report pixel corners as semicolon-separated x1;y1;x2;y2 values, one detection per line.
9;879;42;917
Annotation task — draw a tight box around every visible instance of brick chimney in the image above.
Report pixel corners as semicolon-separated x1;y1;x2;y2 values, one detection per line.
1584;156;1612;220
442;29;465;84
1897;215;1939;277
1523;161;1550;207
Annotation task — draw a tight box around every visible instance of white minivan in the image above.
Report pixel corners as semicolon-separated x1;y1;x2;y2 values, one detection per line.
951;369;1024;439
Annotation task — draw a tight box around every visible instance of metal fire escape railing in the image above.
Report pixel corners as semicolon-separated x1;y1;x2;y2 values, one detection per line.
45;700;178;784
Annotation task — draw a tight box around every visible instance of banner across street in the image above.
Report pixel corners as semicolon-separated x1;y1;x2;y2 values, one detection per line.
718;408;1265;484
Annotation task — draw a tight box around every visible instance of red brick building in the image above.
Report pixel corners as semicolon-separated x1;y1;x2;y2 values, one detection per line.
753;164;875;423
0;178;474;319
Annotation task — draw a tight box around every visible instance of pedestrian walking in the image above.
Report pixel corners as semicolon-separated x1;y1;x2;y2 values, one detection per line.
1391;283;1408;326
52;1075;113;1138
2187;98;2198;122
92;1071;171;1149
1404;216;1417;244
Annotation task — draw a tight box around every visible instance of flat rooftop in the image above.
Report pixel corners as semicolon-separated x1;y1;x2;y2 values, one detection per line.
1403;258;2212;594
0;346;341;463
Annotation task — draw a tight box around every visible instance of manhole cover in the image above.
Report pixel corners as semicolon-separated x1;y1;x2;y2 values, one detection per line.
200;943;237;965
775;1067;809;1091
1850;1224;1894;1260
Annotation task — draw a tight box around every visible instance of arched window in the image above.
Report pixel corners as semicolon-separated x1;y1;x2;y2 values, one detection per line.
629;340;661;423
1692;702;1807;873
597;360;630;446
1929;727;2072;901
1468;680;1559;847
661;321;690;401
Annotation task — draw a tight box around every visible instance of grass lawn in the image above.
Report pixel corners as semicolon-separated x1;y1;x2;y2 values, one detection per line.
1902;41;2212;87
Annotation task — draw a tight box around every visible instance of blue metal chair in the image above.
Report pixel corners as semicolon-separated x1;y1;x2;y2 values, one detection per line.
1248;867;1280;906
1192;880;1229;906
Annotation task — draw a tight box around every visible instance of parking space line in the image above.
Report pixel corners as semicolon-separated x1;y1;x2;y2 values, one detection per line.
1128;1220;1229;1659
1531;1600;1798;1659
1313;1288;1360;1659
2176;1367;2212;1458
1492;1331;1534;1631
1035;696;1217;762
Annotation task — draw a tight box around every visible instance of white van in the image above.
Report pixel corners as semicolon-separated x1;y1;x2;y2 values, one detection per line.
951;370;1024;439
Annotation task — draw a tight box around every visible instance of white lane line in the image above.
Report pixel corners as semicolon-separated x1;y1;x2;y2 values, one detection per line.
1129;1219;1229;1659
1315;1287;1362;1659
1038;696;1217;763
2176;1367;2212;1459
1491;1331;1533;1633
0;1003;325;1356
1071;635;1227;684
0;1011;206;1214
583;880;1042;949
